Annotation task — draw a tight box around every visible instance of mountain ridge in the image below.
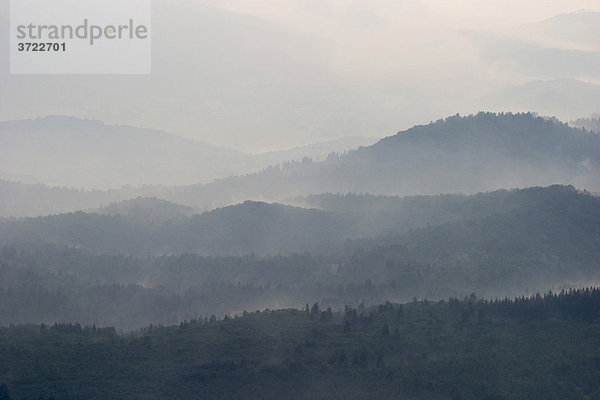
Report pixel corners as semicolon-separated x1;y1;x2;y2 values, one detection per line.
161;112;600;206
1;112;599;217
1;184;596;259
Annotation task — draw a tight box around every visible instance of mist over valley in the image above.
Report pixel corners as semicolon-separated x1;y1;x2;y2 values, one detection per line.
1;2;599;399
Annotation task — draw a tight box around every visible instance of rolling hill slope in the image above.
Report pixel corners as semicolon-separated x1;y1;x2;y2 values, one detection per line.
161;112;600;207
0;185;598;326
2;112;598;217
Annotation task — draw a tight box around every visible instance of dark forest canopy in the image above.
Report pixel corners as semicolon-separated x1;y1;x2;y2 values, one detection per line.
0;288;599;400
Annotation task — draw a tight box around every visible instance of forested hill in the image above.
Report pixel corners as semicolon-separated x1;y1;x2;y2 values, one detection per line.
2;113;599;217
0;185;598;328
0;200;352;256
95;197;197;224
162;112;600;207
299;183;597;235
368;112;599;163
0;185;597;257
0;289;598;400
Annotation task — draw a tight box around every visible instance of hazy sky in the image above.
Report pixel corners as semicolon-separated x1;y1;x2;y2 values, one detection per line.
1;0;599;152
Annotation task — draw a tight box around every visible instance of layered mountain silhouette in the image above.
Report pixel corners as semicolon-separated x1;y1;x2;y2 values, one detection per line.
0;116;376;190
1;112;598;217
164;112;600;207
0;185;598;328
1;185;597;261
0;116;256;188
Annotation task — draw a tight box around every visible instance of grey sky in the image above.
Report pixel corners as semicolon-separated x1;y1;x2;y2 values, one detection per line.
1;0;599;152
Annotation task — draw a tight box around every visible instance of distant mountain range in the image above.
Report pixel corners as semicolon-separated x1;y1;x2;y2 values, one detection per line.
160;112;600;207
0;115;376;189
0;116;253;188
1;185;597;260
1;112;599;217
